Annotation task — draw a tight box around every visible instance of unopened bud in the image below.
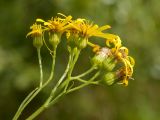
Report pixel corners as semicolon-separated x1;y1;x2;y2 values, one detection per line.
49;33;61;48
102;57;117;71
91;47;110;68
103;72;117;85
33;36;43;49
76;37;88;49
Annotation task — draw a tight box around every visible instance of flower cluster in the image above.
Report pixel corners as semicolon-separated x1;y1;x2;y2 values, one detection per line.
27;13;135;86
13;13;136;120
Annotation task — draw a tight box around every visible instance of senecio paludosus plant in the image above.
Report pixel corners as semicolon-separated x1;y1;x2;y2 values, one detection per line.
13;13;135;120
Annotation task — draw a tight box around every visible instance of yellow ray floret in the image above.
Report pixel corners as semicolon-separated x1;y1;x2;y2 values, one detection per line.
36;13;72;33
68;18;115;39
26;23;43;37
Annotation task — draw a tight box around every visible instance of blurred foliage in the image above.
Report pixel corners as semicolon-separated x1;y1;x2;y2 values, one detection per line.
0;0;160;120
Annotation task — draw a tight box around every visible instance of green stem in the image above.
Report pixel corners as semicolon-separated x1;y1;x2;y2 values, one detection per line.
26;51;75;120
12;88;38;120
55;52;73;90
71;66;97;79
72;78;99;85
26;91;65;120
26;106;45;120
66;71;100;94
64;49;81;91
26;71;100;120
44;52;74;106
12;47;57;120
37;48;43;87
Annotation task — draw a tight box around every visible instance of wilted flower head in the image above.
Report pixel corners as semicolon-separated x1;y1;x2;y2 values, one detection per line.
105;36;135;86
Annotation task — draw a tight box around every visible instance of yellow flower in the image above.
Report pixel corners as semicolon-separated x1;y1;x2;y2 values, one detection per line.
68;18;116;39
26;23;43;37
36;13;72;34
26;23;43;48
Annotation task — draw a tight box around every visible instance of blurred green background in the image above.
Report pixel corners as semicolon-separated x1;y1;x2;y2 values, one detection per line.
0;0;160;120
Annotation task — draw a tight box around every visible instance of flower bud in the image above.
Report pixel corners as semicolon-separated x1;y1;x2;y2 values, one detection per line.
75;37;88;49
26;23;43;49
33;35;43;49
91;54;106;68
91;47;110;68
102;57;117;71
103;72;117;85
49;33;61;48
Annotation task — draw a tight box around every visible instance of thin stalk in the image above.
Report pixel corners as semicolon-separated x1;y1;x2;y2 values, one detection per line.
12;88;38;120
71;66;97;79
66;71;100;94
26;91;65;120
26;51;75;120
64;50;81;91
55;52;73;90
37;48;43;87
12;47;57;120
72;78;99;85
44;52;74;106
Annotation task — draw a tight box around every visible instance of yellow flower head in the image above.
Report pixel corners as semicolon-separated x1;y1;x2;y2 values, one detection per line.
26;23;43;37
26;23;44;48
68;18;114;39
36;13;72;34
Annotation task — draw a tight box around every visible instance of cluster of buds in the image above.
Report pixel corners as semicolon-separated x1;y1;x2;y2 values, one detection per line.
27;13;135;86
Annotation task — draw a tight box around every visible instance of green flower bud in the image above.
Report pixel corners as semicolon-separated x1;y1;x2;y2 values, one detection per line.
102;57;117;71
103;72;117;85
91;54;106;68
91;47;110;68
33;36;43;49
76;37;88;49
49;33;61;48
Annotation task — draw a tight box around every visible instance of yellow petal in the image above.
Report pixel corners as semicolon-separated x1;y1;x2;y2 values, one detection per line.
103;33;117;39
98;25;111;31
57;13;66;17
127;56;135;66
36;18;45;23
120;47;129;56
44;22;52;26
87;41;96;47
106;39;113;47
93;45;100;52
